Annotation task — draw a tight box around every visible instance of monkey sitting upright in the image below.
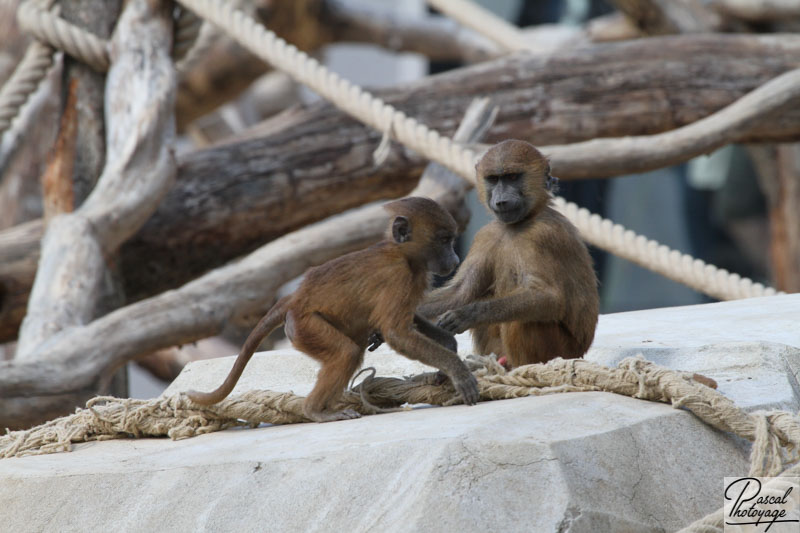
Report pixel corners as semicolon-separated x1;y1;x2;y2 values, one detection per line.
419;140;599;367
187;197;479;422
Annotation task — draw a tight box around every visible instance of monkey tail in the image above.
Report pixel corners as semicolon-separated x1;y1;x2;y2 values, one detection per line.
186;296;290;405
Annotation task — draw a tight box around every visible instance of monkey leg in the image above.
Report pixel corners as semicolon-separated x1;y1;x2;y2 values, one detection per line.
292;314;364;422
501;321;583;367
471;324;504;357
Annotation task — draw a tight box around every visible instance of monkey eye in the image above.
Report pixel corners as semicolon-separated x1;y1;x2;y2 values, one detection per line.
440;234;453;244
505;172;522;181
485;175;499;185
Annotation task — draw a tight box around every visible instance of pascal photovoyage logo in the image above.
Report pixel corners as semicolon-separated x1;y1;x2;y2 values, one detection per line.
724;477;800;532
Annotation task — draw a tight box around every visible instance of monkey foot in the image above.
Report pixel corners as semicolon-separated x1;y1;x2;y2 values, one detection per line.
308;409;362;423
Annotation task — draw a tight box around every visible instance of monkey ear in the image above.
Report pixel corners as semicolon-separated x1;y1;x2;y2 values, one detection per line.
392;216;411;243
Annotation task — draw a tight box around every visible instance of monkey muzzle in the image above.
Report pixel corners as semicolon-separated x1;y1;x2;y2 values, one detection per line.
433;253;459;277
492;205;527;224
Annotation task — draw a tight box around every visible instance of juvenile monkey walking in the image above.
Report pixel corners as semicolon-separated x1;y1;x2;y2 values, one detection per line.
420;140;600;367
187;197;479;422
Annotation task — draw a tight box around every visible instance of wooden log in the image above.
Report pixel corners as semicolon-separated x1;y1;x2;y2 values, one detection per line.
3;34;800;343
610;0;721;34
710;0;800;22
118;32;800;297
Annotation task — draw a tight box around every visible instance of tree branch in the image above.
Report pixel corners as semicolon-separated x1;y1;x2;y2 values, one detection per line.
544;67;800;179
710;0;800;21
322;0;500;63
15;0;176;358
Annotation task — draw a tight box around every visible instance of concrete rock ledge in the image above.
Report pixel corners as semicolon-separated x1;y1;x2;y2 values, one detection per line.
1;294;798;532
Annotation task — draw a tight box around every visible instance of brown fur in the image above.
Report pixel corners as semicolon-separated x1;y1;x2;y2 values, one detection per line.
187;197;478;421
419;140;600;367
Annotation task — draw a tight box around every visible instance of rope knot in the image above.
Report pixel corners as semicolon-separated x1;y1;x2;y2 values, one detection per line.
750;411;788;476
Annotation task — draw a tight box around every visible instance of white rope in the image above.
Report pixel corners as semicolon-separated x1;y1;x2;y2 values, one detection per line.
17;0;108;71
0;39;53;134
172;7;203;61
555;198;777;300
0;0;204;139
173;0;778;301
429;0;780;300
2;0;781;300
426;0;531;52
174;0;479;182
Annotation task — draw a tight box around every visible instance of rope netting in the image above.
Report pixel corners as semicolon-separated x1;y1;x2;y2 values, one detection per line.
1;0;781;301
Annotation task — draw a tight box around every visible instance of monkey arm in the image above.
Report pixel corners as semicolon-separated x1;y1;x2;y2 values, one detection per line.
418;260;491;319
383;327;478;405
418;284;464;319
413;313;457;352
437;286;562;334
367;314;457;352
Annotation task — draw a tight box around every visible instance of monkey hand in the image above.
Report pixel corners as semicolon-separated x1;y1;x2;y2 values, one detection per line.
367;331;384;351
436;309;471;334
441;335;458;353
449;365;479;405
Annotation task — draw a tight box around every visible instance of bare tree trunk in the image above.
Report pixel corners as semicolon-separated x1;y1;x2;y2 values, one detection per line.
15;0;176;360
749;144;800;292
59;0;122;205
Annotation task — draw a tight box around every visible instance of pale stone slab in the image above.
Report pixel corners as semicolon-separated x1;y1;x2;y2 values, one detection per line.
591;293;800;350
3;294;800;532
0;393;748;533
587;341;800;412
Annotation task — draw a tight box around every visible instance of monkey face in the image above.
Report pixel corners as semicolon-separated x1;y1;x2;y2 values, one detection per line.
476;140;550;225
483;173;530;224
426;230;460;276
384;197;460;276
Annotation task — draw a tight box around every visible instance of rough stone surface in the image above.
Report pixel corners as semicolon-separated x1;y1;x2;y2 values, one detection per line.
0;394;748;532
2;294;799;533
590;294;800;350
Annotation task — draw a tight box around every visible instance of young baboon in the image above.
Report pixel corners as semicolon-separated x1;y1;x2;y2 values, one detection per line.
187;197;479;422
419;140;600;367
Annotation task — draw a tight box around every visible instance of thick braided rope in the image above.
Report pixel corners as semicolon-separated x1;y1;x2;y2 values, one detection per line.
17;0;203;70
172;7;203;61
4;356;800;474
556;198;778;300
0;39;53;134
175;0;478;182
0;0;203;139
17;0;109;71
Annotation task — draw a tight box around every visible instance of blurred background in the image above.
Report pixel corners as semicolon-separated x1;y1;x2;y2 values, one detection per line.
0;0;787;401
